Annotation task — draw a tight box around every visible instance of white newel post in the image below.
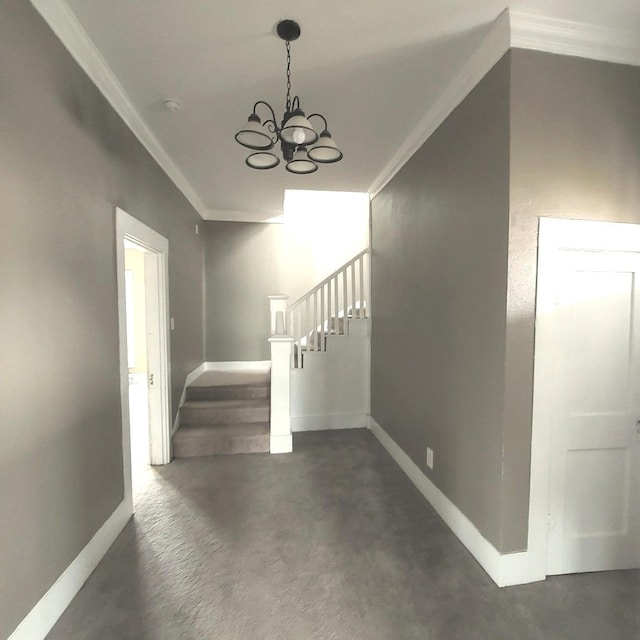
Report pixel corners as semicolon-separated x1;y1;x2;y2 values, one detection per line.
268;295;293;454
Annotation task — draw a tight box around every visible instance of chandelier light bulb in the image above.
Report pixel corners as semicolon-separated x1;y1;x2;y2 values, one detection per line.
292;128;306;145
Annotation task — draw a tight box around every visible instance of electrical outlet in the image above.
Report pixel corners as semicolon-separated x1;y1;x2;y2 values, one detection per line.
426;447;434;470
170;317;175;331
195;223;199;235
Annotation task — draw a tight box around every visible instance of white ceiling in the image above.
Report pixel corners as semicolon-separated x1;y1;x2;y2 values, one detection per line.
49;1;640;218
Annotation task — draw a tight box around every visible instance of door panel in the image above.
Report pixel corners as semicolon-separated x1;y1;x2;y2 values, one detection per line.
546;248;640;575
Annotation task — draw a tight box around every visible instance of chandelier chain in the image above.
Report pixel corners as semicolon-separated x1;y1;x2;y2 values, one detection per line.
286;40;292;113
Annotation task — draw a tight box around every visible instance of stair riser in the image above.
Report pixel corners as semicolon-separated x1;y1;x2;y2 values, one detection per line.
173;434;269;457
181;405;269;425
185;384;269;402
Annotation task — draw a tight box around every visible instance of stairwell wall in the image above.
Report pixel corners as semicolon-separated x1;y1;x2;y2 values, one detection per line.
204;207;369;362
370;53;511;551
0;1;205;637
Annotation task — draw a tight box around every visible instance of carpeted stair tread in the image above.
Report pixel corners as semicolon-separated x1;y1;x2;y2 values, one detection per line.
180;398;269;426
181;398;269;410
174;365;272;456
173;422;269;457
176;422;270;436
190;368;270;387
186;382;269;401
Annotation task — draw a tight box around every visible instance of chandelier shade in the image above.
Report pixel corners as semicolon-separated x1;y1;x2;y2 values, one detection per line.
286;147;318;175
234;20;342;173
235;114;275;150
280;110;318;146
246;151;280;170
308;130;343;163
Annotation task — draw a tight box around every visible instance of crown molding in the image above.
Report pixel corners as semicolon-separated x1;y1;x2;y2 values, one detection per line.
510;10;640;67
369;9;640;200
368;9;511;199
30;0;208;219
205;209;284;224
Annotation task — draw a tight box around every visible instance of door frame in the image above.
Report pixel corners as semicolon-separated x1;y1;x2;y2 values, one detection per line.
115;207;171;510
529;216;640;577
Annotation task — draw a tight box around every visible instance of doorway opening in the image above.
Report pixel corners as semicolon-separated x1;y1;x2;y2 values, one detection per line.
116;207;171;512
124;239;152;494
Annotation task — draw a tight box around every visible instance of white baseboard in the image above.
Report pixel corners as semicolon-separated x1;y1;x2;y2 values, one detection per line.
270;434;293;454
291;412;368;432
367;417;538;587
204;360;271;372
8;499;132;640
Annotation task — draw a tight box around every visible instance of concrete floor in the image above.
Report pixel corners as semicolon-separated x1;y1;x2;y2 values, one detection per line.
46;430;639;640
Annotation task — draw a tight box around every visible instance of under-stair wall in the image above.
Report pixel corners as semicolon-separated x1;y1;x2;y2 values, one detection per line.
291;316;369;431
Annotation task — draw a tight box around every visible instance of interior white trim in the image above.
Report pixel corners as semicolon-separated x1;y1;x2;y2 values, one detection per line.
291;412;368;432
172;362;208;435
116;207;172;484
368;416;537;587
270;434;293;454
30;0;207;219
205;209;284;224
368;9;511;199
510;10;640;67
204;360;271;372
8;500;131;640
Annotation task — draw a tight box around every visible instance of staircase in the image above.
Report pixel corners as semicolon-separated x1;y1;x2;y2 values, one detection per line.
172;367;271;457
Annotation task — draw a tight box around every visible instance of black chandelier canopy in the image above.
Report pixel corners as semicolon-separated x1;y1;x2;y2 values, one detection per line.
234;19;343;175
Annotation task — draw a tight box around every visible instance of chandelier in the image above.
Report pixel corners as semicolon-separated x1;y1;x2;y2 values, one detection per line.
234;20;343;175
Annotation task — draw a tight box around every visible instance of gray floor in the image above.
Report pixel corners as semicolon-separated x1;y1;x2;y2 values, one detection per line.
46;430;639;640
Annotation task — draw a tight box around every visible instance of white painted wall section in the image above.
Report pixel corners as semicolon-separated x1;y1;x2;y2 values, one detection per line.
291;318;369;431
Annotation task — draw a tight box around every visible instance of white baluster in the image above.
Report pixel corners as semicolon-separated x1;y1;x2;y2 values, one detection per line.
313;290;318;350
351;262;356;319
327;279;332;334
343;268;347;328
359;256;365;319
334;274;339;333
319;284;323;350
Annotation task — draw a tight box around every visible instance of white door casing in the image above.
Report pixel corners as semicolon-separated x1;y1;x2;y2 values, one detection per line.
531;217;640;576
115;207;171;511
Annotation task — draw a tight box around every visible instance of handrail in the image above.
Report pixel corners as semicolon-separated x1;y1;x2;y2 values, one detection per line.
288;248;369;311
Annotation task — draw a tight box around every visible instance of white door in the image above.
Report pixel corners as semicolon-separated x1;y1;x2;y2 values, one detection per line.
143;250;166;465
538;220;640;575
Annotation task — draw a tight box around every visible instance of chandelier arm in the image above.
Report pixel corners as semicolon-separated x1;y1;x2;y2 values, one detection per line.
252;100;277;125
307;113;328;131
252;100;280;141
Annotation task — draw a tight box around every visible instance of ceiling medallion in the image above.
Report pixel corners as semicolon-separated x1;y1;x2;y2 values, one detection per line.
234;19;343;175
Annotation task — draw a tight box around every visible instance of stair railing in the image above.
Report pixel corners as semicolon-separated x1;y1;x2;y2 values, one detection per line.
287;248;370;368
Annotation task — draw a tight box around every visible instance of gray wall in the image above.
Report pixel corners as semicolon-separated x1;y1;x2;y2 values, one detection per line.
204;222;281;361
371;48;640;555
0;2;204;637
370;54;511;550
501;49;640;551
204;214;369;362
